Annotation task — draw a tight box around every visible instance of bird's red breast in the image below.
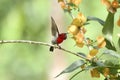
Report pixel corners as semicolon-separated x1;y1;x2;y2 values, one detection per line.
56;33;67;44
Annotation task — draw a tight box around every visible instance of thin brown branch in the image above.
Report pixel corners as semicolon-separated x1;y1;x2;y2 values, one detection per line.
0;40;53;47
60;47;87;60
0;40;88;60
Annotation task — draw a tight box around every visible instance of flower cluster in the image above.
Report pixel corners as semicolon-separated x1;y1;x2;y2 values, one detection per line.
58;0;82;12
102;0;120;28
68;13;86;47
101;0;120;13
68;13;106;60
56;0;120;80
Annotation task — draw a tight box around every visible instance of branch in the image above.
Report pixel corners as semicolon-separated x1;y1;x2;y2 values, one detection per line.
0;40;88;60
0;40;53;46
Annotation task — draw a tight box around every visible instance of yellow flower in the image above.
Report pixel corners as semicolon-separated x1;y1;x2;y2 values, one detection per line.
97;36;106;48
69;0;82;6
101;0;120;13
89;49;98;57
68;25;79;35
73;32;85;47
112;0;120;8
90;68;100;78
71;13;86;27
103;68;110;77
87;49;99;60
58;0;67;9
75;32;84;43
76;42;84;47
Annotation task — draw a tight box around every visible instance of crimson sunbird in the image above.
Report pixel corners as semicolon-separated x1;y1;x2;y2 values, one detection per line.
49;17;67;52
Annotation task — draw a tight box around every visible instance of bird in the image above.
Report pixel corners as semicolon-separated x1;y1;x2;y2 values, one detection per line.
49;17;67;52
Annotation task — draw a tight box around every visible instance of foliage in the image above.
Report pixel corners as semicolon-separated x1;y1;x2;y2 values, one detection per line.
55;0;120;80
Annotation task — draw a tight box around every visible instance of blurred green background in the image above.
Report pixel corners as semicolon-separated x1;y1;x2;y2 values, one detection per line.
0;0;119;80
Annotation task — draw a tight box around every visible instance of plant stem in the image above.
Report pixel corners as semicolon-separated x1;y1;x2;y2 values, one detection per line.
69;70;84;80
0;40;88;60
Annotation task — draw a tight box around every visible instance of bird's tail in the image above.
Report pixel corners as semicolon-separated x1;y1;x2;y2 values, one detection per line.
49;46;54;52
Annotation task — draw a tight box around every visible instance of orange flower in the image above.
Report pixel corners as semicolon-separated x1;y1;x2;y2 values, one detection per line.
71;13;86;27
58;0;67;9
87;49;99;60
89;49;98;57
103;68;110;77
97;36;106;48
101;0;120;13
73;32;85;47
67;13;86;48
75;32;84;43
76;42;84;47
68;25;79;35
101;0;111;8
112;0;120;8
91;68;100;78
69;0;82;6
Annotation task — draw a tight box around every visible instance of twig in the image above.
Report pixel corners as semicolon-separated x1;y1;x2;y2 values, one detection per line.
64;0;74;19
60;47;87;60
69;70;84;80
68;11;75;19
0;40;88;60
0;40;53;47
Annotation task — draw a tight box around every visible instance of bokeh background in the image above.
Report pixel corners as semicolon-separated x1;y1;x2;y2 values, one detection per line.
0;0;120;80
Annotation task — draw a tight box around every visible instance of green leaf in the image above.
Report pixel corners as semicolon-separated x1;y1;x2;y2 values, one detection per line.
101;50;120;67
102;12;114;42
87;16;105;26
103;50;120;58
69;70;84;80
105;39;116;51
77;52;87;58
56;60;85;77
84;65;97;71
67;3;76;7
118;0;120;3
95;60;105;67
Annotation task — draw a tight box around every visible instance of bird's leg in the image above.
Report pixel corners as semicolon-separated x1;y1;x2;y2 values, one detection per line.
57;44;61;49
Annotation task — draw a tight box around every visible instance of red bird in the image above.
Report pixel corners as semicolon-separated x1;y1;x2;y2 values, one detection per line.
49;17;67;52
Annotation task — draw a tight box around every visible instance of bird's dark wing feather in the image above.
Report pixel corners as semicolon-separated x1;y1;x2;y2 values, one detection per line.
51;17;59;37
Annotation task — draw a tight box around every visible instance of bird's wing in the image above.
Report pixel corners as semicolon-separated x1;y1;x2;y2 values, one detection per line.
51;17;59;37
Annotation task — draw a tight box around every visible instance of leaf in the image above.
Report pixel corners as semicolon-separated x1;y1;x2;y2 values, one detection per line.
69;70;84;80
77;52;87;58
67;3;76;7
101;50;120;66
103;50;120;58
56;60;85;77
102;12;114;42
95;60;105;67
118;0;120;3
105;39;116;51
85;65;96;70
87;16;105;26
